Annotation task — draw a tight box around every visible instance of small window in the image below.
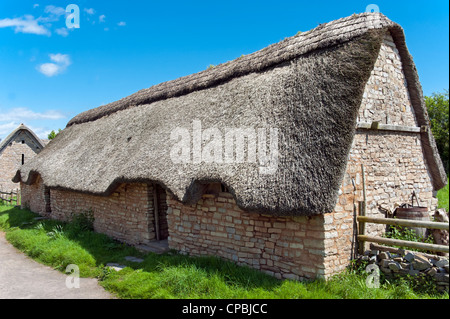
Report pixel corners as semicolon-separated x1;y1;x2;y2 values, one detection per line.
21;154;24;165
22;140;25;144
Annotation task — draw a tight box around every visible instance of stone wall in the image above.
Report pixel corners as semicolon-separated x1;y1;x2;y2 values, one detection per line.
323;31;439;270
166;192;327;280
20;176;48;214
0;130;43;191
21;179;158;246
357;31;438;231
50;183;155;245
357;32;416;126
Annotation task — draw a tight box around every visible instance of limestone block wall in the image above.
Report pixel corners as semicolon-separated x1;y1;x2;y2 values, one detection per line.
357;32;416;126
310;133;438;277
166;192;327;280
49;183;155;245
0;130;43;191
21;180;157;245
324;30;439;270
356;30;438;230
20;176;48;215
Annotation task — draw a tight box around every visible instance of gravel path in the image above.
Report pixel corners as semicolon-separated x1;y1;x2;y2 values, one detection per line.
0;232;114;299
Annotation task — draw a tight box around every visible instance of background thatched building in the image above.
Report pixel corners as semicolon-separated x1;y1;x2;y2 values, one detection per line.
14;13;447;280
0;124;47;192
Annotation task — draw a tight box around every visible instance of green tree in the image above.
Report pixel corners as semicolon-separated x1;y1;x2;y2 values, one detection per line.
48;129;62;140
425;90;449;173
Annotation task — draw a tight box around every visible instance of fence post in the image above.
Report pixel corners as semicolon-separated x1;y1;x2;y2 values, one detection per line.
358;164;367;255
358;201;366;255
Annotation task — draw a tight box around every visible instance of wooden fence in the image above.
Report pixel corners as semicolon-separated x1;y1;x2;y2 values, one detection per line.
0;189;20;206
357;163;449;255
357;215;449;254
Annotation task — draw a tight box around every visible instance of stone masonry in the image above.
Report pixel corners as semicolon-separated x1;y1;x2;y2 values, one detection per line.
322;31;439;275
167;192;327;281
21;179;158;246
0;129;44;191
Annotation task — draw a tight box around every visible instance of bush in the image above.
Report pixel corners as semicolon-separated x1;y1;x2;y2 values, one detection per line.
69;209;94;232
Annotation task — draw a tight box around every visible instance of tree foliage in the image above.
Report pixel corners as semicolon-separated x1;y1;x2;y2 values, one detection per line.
425;90;449;173
48;128;62;140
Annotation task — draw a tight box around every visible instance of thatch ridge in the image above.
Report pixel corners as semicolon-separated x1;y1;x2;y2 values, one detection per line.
67;13;396;127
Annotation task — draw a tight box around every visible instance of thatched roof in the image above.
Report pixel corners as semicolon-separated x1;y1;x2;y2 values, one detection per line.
0;124;46;154
14;13;447;216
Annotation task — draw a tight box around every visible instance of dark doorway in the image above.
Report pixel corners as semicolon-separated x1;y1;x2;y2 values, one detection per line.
153;184;169;241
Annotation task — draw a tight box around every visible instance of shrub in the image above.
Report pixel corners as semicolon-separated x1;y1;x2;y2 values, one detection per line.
69;209;94;232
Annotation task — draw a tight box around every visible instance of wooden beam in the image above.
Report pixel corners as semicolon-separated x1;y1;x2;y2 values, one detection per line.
358;164;367;255
357;216;449;230
358;235;449;253
356;122;422;133
153;186;160;241
358;202;365;255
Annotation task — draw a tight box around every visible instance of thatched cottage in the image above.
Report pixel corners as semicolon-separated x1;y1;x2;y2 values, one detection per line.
14;13;447;280
0;124;47;191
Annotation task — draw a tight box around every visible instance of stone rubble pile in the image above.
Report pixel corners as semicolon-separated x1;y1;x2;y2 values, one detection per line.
360;249;449;293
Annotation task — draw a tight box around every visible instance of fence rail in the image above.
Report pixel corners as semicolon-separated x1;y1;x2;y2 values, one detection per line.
357;215;450;254
0;189;20;206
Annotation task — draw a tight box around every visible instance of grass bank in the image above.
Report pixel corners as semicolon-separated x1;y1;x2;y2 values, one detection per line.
437;178;449;212
1;205;447;299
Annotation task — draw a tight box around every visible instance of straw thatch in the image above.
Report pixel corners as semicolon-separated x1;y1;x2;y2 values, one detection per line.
13;13;447;216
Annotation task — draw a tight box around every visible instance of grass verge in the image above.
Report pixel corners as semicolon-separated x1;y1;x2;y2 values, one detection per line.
0;205;447;299
437;178;449;212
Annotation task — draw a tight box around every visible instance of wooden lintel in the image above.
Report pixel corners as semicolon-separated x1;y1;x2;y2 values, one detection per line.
357;216;449;231
356;122;422;133
358;235;449;253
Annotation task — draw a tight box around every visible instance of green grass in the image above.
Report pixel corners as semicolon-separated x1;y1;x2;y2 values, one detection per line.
437;178;449;212
0;196;18;207
0;205;447;299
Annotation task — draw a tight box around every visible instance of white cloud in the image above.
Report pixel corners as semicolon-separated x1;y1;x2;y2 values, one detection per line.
99;14;106;23
37;63;60;77
33;4;40;9
84;8;95;15
0;122;18;138
0;121;58;141
118;21;126;26
49;53;71;65
0;15;50;36
1;108;65;121
55;27;69;37
37;54;71;77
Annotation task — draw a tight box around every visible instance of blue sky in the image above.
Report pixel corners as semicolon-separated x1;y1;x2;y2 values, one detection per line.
0;0;448;140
